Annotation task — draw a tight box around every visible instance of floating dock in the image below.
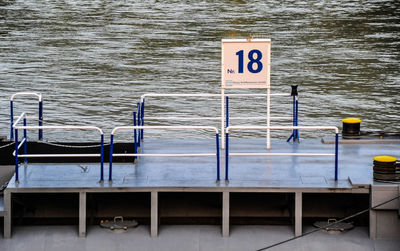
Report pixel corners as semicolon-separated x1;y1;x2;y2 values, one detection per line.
2;138;400;239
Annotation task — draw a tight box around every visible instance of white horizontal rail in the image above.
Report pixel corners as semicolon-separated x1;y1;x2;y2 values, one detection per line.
145;116;221;121
113;153;216;157
227;126;339;134
230;116;292;121
140;93;291;102
14;115;38;120
111;125;219;134
16;154;101;158
144;116;292;121
13;125;104;135
11;92;42;101
12;112;26;128
229;153;335;157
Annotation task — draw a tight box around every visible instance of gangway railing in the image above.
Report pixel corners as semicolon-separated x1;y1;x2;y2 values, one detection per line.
138;91;298;148
109;125;220;182
225;126;339;181
10;92;43;140
12;113;104;183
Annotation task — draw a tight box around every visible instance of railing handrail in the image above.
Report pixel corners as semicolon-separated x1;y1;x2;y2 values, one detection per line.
140;92;291;102
111;125;218;135
109;125;221;182
10;92;43;140
13;125;104;135
11;92;42;101
12;118;105;182
226;126;339;134
225;125;339;181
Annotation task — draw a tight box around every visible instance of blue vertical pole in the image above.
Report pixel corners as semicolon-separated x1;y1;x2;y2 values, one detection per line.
109;134;114;182
292;95;296;141
216;133;220;181
100;134;104;181
39;101;43;140
14;129;19;182
226;96;229;128
295;98;299;141
335;133;338;181
23;117;27;164
137;103;141;147
141;100;145;140
225;132;229;181
133;111;137;161
10;100;13;140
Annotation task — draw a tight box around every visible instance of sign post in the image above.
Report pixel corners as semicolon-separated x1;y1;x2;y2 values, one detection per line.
221;39;272;148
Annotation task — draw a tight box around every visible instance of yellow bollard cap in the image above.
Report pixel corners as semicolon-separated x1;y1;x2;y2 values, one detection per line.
342;118;362;124
373;155;397;163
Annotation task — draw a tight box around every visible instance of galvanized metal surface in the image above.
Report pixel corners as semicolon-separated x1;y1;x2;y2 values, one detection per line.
5;138;400;190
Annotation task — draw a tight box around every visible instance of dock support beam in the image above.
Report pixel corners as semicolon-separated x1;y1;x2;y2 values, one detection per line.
79;191;86;237
4;190;11;238
295;192;302;236
222;191;229;237
151;191;158;237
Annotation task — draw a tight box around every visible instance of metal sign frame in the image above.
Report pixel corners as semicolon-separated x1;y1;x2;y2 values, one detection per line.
221;38;272;149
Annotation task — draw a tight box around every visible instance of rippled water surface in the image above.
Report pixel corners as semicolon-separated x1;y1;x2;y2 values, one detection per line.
0;0;399;140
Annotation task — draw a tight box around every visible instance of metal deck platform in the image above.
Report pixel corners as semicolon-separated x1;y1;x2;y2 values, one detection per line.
3;139;400;239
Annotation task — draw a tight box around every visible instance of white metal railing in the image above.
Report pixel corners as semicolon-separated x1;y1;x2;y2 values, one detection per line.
109;125;221;181
10;92;43;140
138;92;295;149
225;126;339;181
12;112;105;182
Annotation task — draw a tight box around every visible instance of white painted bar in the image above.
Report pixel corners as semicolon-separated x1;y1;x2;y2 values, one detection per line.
144;116;292;121
141;92;291;102
12;138;26;156
229;153;335;157
227;126;339;134
13;125;104;135
113;153;216;157
11;92;42;101
145;116;221;121
17;154;101;158
12;112;26;128
111;125;219;135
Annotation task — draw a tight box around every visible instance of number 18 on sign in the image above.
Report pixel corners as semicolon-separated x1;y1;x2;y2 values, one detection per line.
222;39;271;89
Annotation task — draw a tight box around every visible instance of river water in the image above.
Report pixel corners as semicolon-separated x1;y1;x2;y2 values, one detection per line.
0;0;399;141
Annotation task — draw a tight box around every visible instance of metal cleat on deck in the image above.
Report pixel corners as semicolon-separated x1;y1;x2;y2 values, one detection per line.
100;216;138;231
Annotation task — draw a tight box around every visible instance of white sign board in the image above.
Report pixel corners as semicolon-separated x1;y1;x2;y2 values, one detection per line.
222;39;271;89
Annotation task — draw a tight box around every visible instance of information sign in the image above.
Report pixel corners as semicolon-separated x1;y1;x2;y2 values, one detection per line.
222;39;271;89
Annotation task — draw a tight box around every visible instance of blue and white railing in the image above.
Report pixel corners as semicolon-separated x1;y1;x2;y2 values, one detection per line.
10;92;43;140
138;90;298;148
12;112;105;182
109;125;221;182
225;126;339;181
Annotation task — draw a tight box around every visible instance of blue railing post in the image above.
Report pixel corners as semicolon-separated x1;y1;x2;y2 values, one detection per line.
109;134;114;182
225;132;229;181
335;133;339;181
137;103;141;147
141;100;145;140
39;100;43;140
23;117;27;164
133;111;137;161
216;133;220;181
226;96;229;128
10;100;13;140
14;129;19;182
100;134;104;182
295;97;299;141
